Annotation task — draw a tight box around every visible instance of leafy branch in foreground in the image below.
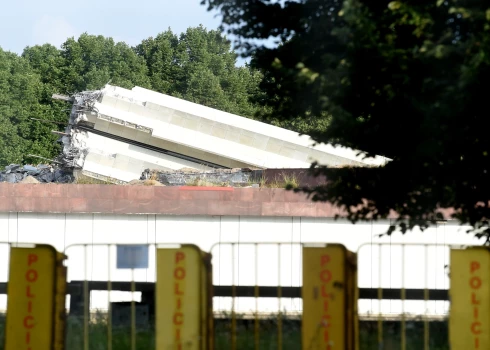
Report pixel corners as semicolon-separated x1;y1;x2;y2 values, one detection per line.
204;0;490;240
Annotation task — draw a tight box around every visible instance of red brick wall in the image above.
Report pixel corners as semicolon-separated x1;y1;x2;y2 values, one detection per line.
0;183;454;219
0;184;340;217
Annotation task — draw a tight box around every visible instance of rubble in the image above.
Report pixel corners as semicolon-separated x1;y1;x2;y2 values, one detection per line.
127;179;165;186
20;176;40;184
140;168;253;186
0;164;75;184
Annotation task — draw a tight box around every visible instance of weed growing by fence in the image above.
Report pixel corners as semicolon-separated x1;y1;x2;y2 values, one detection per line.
57;313;450;350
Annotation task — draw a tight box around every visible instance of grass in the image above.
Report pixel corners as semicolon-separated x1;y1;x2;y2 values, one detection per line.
0;312;449;349
249;173;300;189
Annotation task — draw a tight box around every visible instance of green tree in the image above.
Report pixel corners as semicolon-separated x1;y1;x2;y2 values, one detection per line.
15;34;155;167
0;48;62;166
135;26;262;117
0;27;284;168
135;29;180;94
59;33;151;93
204;0;490;239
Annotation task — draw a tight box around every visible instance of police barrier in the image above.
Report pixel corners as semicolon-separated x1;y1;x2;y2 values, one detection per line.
0;241;457;349
209;242;358;350
302;244;358;350
156;244;213;350
358;243;451;350
4;244;67;350
63;243;213;350
449;246;490;349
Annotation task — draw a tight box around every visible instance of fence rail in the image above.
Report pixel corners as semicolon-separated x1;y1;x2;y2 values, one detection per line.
0;282;449;300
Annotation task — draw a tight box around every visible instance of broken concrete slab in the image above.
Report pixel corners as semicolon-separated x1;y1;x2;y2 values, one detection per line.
58;84;389;184
20;176;40;184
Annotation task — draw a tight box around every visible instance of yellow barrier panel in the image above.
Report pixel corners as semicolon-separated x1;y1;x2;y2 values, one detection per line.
157;245;211;350
4;245;59;350
302;244;346;349
450;247;490;349
302;244;357;350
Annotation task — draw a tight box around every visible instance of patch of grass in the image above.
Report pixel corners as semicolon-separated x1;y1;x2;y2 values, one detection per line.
247;174;267;188
264;173;300;189
65;314;155;350
0;312;449;350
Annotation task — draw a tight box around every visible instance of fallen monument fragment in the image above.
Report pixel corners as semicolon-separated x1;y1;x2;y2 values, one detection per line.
55;84;389;184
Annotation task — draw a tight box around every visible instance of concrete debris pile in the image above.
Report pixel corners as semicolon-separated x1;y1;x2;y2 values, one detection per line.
0;164;74;184
140;168;254;187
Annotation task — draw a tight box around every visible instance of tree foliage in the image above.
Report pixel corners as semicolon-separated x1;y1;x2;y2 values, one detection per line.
0;27;271;167
204;0;490;238
0;48;66;166
135;26;263;116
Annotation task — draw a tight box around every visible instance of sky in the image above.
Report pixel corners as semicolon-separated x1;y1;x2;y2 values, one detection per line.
0;0;226;55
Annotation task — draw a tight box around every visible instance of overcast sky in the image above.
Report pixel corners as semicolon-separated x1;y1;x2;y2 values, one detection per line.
0;0;224;54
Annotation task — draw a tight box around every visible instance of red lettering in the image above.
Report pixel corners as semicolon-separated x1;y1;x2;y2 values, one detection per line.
471;322;482;335
177;298;182;310
25;270;38;283
177;344;182;350
28;301;32;313
324;329;329;342
174;267;186;280
26;286;35;298
472;293;480;305
470;261;481;348
320;270;332;283
175;328;181;340
471;261;481;273
26;331;30;344
23;316;34;329
321;255;331;266
173;312;183;325
27;254;38;266
470;277;482;289
175;252;185;264
175;283;184;295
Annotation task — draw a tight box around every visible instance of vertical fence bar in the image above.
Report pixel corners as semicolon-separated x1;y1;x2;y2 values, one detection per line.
254;243;259;350
424;245;429;350
377;244;383;349
107;246;112;350
401;245;406;350
277;244;282;350
231;243;237;350
84;245;89;350
131;268;136;350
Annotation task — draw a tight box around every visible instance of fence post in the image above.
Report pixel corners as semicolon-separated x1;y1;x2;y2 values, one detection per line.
54;251;68;350
302;244;358;350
